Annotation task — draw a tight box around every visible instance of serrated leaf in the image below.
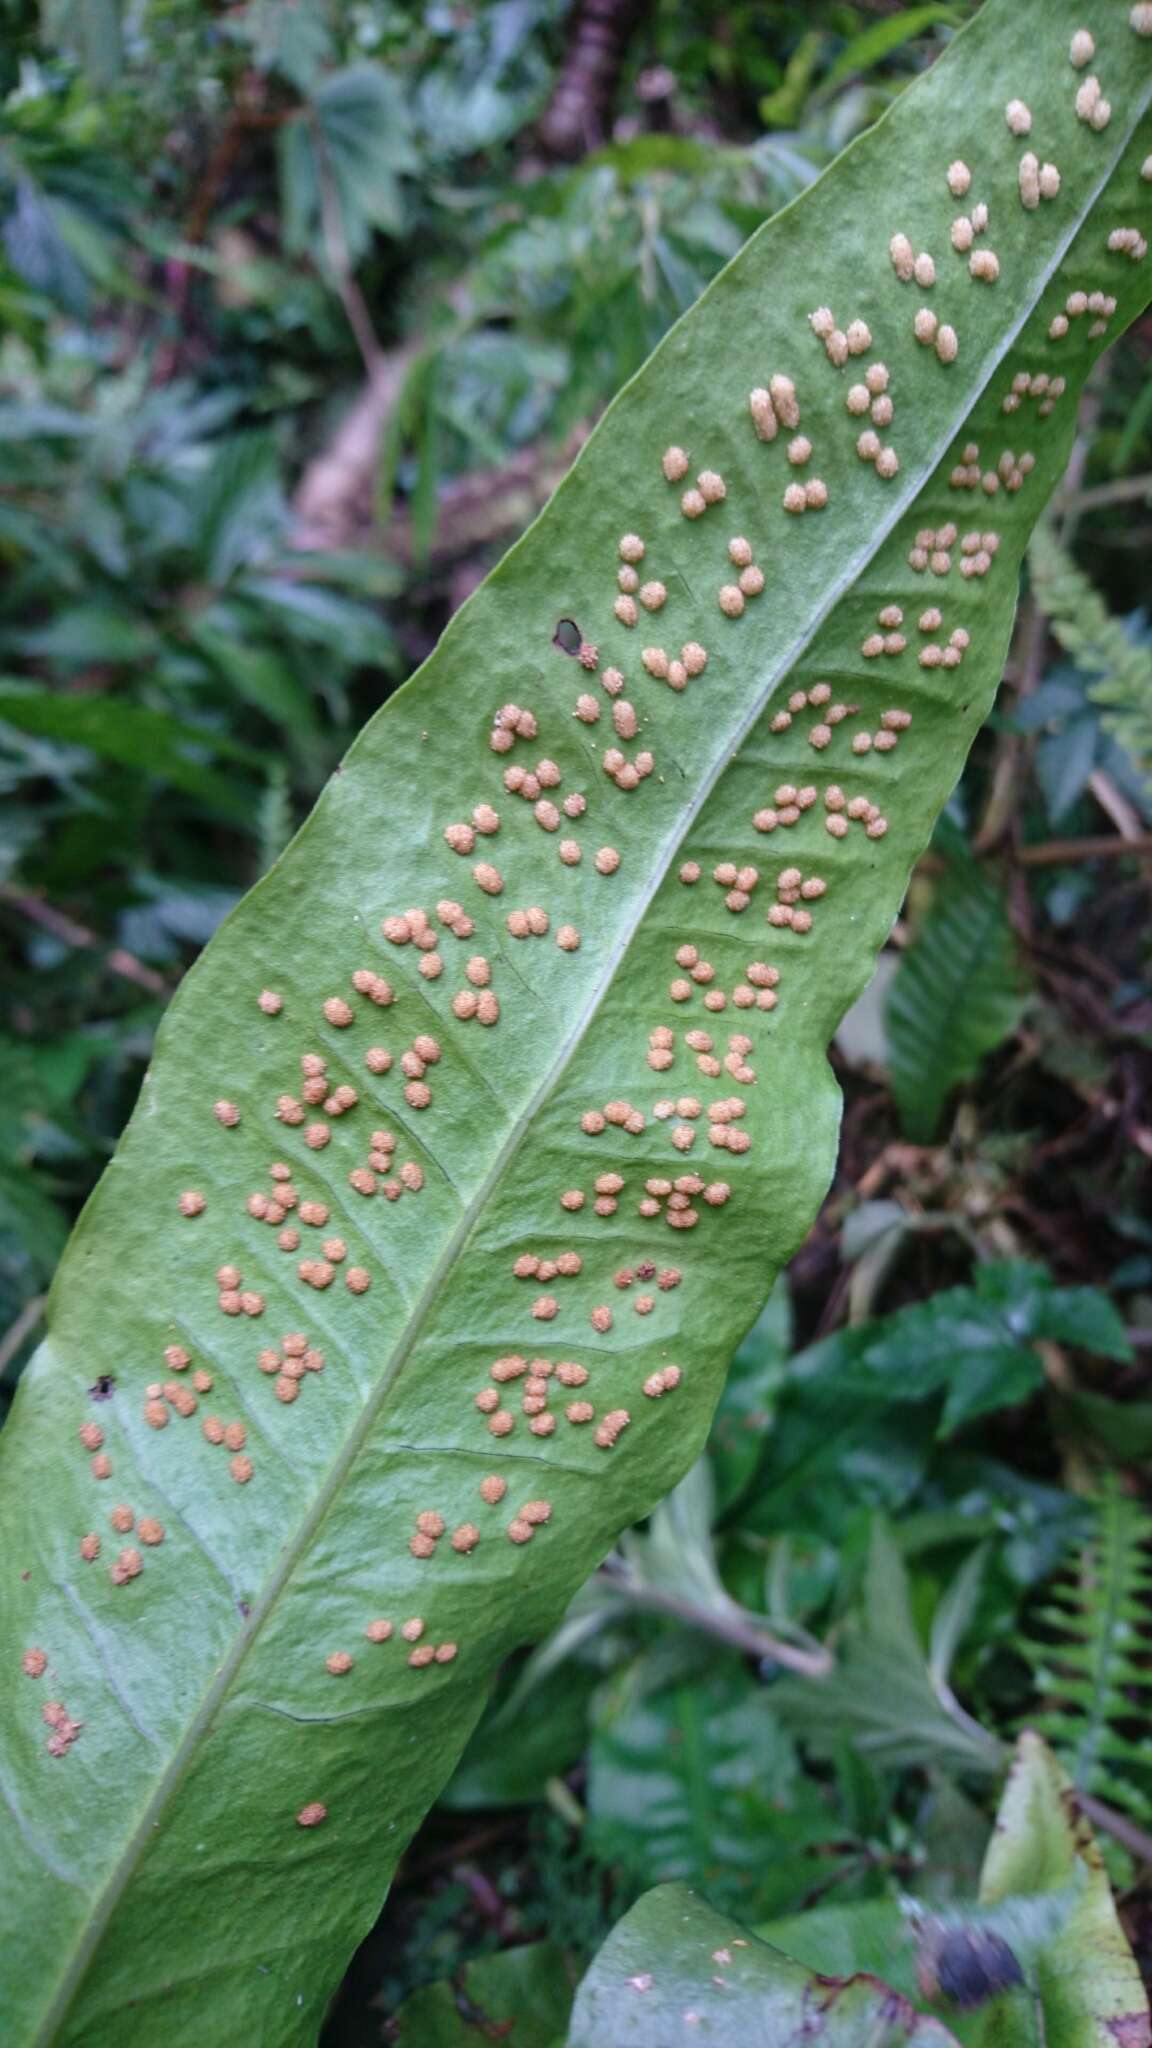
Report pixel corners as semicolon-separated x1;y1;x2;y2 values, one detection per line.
2;5;1151;2042
586;1664;813;1917
887;856;1027;1142
279;65;417;262
746;1260;1100;1521
1028;517;1152;780
565;1882;960;2046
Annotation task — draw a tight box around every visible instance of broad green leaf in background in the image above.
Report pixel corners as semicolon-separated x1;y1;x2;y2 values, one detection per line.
743;1259;1128;1535
586;1662;822;1919
886;852;1028;1142
755;1897;921;2000
2;4;1150;2041
393;1942;575;2047
565;1882;960;2047
974;1732;1151;2048
563;1738;1151;2046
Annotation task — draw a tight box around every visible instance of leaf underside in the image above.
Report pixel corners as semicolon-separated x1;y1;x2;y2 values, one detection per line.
2;5;1150;2041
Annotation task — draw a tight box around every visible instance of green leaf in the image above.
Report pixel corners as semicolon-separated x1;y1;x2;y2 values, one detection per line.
2;4;1151;2041
974;1732;1151;2047
586;1663;816;1918
40;0;124;89
190;616;321;738
747;1259;1101;1520
755;1899;919;2000
182;433;285;587
824;9;965;92
1021;1488;1152;1819
0;682;263;823
565;1883;960;2046
394;1943;574;2047
759;32;823;129
11;604;160;665
772;1521;1002;1776
1056;1390;1152;1461
0;1161;70;1285
887;857;1027;1142
279;65;417;264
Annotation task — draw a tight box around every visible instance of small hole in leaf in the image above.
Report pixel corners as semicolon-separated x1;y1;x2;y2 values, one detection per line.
554;619;583;656
89;1375;116;1401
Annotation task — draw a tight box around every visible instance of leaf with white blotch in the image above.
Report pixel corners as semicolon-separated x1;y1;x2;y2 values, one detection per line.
2;4;1151;2042
565;1881;961;2047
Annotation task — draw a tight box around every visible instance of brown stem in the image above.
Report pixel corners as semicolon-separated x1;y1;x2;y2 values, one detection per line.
308;109;382;377
1014;832;1152;867
0;1295;46;1381
1054;472;1152;516
1;885;169;995
537;0;648;160
1078;1790;1152;1869
600;1571;833;1678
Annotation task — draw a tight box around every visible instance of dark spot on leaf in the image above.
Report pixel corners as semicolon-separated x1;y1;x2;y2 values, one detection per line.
89;1375;116;1401
924;1929;1024;2010
553;618;583;655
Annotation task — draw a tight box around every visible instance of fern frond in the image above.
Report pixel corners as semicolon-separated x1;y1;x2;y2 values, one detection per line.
1028;517;1152;780
1022;1488;1152;1821
885;855;1027;1143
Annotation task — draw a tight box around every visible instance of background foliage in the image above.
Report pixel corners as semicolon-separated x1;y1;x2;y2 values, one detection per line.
1;1;1149;2040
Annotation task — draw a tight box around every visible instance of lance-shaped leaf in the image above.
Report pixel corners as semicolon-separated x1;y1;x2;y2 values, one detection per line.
2;4;1151;2041
975;1731;1151;2047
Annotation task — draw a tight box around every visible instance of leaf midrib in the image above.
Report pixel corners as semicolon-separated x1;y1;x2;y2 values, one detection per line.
33;80;1149;2041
